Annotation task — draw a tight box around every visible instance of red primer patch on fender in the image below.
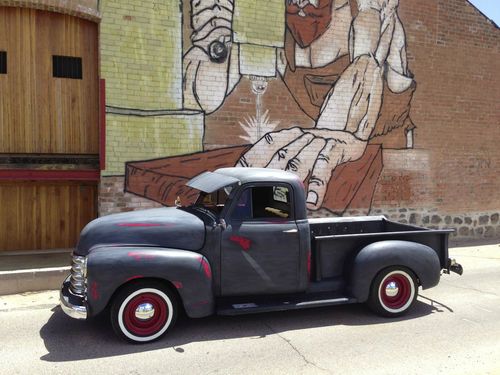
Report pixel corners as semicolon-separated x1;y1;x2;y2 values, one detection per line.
116;223;175;228
229;235;251;251
199;257;212;279
172;281;183;289
90;281;99;300
127;252;156;261
126;275;143;282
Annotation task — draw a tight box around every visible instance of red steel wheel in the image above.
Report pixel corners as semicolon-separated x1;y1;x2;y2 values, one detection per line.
368;267;418;317
122;292;169;337
111;281;177;343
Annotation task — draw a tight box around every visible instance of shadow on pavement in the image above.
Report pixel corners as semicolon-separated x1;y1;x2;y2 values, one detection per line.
40;296;449;362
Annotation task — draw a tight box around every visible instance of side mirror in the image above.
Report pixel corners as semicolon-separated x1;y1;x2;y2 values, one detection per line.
212;218;227;230
219;219;227;230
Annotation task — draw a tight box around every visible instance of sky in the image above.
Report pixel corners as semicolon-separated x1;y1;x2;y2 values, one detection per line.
468;0;500;26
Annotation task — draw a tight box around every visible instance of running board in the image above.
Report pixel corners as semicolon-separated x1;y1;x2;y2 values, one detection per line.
217;296;357;316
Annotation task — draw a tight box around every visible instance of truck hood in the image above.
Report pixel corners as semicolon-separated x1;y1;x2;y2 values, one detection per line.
76;207;205;256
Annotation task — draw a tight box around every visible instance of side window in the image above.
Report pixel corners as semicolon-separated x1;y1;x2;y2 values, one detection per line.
231;188;252;221
231;185;292;221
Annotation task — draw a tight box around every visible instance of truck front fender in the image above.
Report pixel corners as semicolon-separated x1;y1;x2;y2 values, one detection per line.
85;246;214;318
348;240;441;302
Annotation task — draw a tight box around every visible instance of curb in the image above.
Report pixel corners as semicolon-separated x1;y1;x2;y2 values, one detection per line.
0;267;70;296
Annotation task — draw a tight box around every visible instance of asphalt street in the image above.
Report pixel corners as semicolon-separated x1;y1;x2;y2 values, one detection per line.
1;243;499;375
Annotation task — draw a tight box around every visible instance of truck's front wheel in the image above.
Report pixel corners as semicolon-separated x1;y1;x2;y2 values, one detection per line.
367;266;418;317
110;281;177;343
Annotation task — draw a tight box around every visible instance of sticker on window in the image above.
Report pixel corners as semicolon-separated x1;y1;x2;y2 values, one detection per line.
273;186;288;203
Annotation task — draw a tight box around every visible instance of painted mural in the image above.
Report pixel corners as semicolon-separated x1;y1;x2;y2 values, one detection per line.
125;0;417;214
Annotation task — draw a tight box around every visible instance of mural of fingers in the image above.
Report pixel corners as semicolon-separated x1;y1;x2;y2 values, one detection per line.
266;132;315;170
306;139;348;210
236;127;304;168
286;137;327;183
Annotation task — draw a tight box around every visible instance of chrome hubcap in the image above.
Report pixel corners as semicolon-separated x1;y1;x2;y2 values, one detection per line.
135;303;155;320
385;281;399;297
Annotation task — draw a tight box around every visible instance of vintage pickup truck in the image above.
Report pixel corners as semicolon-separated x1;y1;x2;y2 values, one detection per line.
60;168;463;343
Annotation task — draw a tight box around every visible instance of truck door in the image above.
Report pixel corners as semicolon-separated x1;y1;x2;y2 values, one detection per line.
220;183;301;296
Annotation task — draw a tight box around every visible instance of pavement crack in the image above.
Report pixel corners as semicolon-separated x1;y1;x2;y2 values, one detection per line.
261;321;331;374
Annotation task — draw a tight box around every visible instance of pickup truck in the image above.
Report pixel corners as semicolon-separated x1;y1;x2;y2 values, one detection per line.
60;168;463;343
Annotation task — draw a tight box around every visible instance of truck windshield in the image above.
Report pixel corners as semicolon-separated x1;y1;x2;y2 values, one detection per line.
194;186;232;215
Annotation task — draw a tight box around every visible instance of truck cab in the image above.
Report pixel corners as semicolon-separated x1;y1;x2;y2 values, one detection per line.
187;168;310;297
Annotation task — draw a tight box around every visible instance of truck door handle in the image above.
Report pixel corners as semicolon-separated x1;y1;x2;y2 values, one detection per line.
283;229;298;233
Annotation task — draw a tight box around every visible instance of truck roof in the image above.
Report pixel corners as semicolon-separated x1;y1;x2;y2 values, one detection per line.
215;167;302;185
186;168;302;194
187;167;308;220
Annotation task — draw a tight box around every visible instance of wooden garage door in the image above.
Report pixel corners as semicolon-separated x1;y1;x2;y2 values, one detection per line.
0;7;99;154
0;181;98;252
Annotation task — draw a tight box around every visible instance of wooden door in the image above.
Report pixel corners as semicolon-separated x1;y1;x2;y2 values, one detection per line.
0;181;98;252
0;7;99;154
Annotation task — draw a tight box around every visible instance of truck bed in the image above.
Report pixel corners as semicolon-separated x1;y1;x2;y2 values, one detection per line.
308;216;454;282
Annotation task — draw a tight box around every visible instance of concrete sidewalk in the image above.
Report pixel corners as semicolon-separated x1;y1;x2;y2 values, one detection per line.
0;250;72;295
0;240;499;296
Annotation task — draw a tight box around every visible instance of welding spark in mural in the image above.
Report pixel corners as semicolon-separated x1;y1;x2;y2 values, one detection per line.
239;77;280;144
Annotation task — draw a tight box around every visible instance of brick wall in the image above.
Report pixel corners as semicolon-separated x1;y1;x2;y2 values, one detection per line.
99;176;162;215
98;0;500;240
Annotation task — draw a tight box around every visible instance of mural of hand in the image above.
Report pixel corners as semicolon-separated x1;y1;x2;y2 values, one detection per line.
236;127;366;210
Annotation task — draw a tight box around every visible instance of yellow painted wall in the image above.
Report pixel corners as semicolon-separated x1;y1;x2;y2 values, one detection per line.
104;113;204;176
100;0;182;110
100;0;204;176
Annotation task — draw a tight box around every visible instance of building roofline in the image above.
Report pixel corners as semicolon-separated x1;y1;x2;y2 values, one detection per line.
466;0;499;29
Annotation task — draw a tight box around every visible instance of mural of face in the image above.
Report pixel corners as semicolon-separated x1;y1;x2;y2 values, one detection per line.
126;0;417;214
286;0;334;48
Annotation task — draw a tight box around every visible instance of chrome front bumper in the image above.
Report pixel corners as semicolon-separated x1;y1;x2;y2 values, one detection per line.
60;276;87;320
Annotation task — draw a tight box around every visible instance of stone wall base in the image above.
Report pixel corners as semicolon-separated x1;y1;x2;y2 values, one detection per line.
371;208;500;240
311;207;500;240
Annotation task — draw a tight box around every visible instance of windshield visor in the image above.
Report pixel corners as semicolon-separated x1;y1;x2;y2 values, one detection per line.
186;171;240;193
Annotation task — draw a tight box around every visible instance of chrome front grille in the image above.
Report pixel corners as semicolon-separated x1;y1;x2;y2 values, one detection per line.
69;255;87;296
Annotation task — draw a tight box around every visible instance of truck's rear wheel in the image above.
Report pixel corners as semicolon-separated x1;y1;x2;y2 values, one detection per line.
367;267;418;317
110;281;177;343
